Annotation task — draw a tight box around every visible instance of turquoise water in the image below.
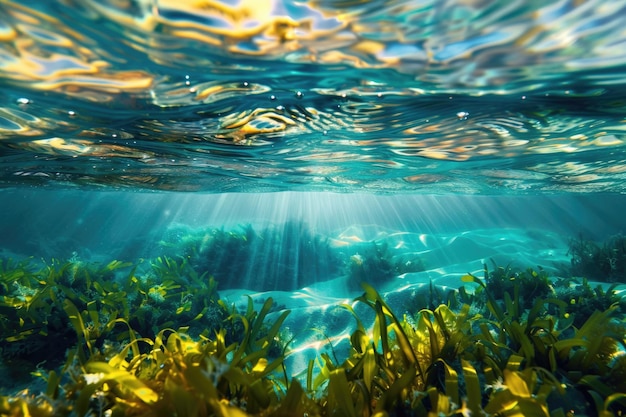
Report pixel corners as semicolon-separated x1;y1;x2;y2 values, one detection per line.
1;1;626;413
1;0;625;285
1;0;625;193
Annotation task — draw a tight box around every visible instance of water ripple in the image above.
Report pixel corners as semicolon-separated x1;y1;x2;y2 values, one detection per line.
0;0;625;193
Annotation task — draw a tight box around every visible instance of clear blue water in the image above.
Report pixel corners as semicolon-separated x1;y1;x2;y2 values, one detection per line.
1;0;625;280
1;0;626;405
1;0;625;193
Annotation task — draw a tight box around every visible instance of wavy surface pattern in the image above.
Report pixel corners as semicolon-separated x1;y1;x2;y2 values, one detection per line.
0;0;625;192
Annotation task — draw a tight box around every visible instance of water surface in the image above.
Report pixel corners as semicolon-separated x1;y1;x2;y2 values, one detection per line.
1;0;625;193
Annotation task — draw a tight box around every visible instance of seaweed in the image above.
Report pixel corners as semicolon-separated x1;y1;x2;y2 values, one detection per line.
21;296;292;417
346;241;395;289
553;276;626;327
1;254;626;417
463;268;626;415
346;241;426;289
158;221;342;291
0;258;132;373
480;260;554;310
569;233;626;282
311;283;570;416
0;255;225;378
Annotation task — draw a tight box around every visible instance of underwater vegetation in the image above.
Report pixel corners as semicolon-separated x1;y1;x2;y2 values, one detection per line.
157;221;424;291
480;260;553;310
346;240;426;290
462;261;626;328
552;276;626;328
1;243;625;417
0;256;227;385
158;221;341;291
568;234;626;283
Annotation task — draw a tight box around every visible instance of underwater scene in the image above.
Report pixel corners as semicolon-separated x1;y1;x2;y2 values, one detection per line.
1;0;626;416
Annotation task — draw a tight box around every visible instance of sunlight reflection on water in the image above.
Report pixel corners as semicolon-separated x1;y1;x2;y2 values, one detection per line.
0;0;625;193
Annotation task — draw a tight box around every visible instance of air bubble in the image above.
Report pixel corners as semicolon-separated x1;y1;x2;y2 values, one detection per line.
295;91;304;99
270;95;276;101
16;98;30;105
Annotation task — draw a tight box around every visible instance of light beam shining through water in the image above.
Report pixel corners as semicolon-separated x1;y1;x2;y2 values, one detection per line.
2;190;624;284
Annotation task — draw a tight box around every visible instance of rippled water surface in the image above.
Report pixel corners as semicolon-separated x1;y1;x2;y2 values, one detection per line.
1;0;625;193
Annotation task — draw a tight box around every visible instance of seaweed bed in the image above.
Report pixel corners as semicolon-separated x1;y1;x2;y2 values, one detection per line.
1;226;626;417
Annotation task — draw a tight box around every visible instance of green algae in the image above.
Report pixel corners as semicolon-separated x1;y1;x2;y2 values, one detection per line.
0;230;626;416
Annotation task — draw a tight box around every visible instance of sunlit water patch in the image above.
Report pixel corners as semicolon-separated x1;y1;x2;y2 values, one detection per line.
1;0;625;193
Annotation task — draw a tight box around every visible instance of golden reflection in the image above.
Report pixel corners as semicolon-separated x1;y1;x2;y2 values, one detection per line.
20;137;153;159
32;72;154;95
0;109;47;137
1;0;624;97
29;137;93;155
1;2;155;96
0;1;625;191
194;82;271;103
217;108;297;143
0;23;17;42
158;0;276;23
